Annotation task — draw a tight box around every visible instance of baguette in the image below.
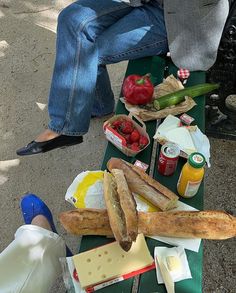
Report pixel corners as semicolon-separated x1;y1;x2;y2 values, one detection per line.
103;170;132;251
59;209;236;240
111;169;138;242
107;157;179;211
59;208;112;236
138;210;236;239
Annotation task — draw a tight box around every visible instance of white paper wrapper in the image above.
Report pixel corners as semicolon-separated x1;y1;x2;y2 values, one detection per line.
190;127;211;167
155;246;192;284
65;171;105;209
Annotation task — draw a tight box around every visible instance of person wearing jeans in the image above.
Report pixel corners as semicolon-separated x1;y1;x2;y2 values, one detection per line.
16;0;229;156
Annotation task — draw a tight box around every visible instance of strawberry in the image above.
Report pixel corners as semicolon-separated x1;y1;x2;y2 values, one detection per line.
120;121;134;134
130;129;140;143
139;135;149;148
111;120;122;129
130;142;140;152
123;134;132;144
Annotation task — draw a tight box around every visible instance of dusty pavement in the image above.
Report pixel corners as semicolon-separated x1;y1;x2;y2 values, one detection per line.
0;1;235;292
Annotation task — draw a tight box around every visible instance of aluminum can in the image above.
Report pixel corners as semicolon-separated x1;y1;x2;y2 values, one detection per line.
157;142;180;176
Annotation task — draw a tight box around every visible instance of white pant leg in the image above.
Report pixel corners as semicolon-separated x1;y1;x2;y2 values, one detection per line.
0;225;66;293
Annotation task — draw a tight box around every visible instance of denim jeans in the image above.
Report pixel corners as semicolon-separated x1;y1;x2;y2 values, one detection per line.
48;0;168;136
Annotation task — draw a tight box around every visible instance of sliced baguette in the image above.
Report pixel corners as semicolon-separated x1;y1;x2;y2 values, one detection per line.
111;168;138;242
103;170;132;251
107;157;179;211
59;209;236;240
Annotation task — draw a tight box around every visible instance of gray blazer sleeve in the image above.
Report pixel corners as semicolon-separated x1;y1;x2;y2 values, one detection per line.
164;0;229;71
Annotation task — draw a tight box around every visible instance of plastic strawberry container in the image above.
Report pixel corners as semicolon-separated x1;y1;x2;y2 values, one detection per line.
103;114;150;157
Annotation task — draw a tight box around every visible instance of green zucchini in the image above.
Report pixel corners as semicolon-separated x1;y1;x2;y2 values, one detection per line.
153;83;220;110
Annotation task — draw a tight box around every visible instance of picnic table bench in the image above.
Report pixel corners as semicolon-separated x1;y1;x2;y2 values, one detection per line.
79;55;206;293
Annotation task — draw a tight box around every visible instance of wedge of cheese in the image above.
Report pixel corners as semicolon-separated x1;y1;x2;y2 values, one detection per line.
165;127;196;155
73;233;153;289
154;115;180;139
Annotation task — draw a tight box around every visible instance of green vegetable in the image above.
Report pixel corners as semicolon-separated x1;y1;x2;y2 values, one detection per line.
153;83;220;110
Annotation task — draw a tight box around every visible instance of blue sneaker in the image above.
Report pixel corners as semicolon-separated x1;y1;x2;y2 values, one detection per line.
20;193;73;257
20;193;57;233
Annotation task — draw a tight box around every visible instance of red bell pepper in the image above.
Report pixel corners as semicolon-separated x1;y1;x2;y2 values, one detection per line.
122;73;154;105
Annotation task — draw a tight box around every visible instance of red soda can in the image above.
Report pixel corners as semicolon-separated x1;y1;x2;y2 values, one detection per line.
157;142;180;176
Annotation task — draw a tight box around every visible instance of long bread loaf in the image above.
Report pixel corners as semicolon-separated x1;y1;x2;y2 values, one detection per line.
111;169;138;242
107;157;179;211
103;171;132;251
59;209;236;240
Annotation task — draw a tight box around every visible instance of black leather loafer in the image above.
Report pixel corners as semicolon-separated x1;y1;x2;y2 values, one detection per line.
16;135;83;156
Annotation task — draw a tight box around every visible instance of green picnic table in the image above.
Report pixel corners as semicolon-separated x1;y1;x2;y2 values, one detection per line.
79;56;206;293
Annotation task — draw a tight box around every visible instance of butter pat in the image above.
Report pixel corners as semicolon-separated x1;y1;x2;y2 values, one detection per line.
166;255;182;273
73;234;153;289
154;246;192;284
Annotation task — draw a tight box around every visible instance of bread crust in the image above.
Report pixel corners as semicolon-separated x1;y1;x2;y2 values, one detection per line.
103;171;132;251
59;209;112;236
59;209;236;240
107;158;179;211
138;210;236;239
111;169;138;241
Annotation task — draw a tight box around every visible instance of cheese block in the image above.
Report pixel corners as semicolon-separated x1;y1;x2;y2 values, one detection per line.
73;233;153;289
154;114;180;139
165;127;196;155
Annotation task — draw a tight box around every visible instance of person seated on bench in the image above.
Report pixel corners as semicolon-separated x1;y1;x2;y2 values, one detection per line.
16;0;229;156
0;194;69;293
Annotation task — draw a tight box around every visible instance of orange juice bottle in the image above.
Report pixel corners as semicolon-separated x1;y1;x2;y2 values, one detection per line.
177;153;206;198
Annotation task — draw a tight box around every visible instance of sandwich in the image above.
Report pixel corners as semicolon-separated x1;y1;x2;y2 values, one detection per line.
103;169;138;251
